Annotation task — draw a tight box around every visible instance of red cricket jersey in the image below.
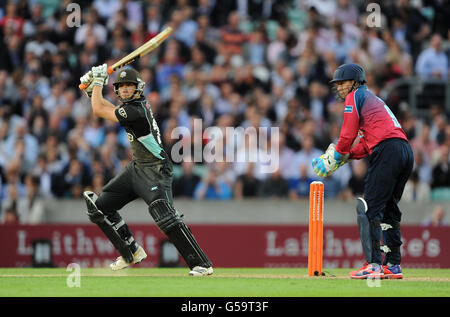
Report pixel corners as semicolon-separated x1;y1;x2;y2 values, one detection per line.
335;85;408;159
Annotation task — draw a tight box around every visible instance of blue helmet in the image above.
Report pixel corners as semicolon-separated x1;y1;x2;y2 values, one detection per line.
329;63;367;84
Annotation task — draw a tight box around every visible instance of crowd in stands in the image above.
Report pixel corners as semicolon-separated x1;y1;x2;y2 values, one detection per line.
0;0;449;224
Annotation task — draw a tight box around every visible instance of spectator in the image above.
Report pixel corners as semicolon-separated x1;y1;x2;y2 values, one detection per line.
430;113;447;146
291;135;322;179
1;206;19;225
415;34;448;79
156;45;185;95
329;22;356;64
0;158;25;202
93;0;121;21
15;174;45;224
194;163;233;200
145;5;163;40
3;121;39;172
340;159;367;201
173;6;198;48
0;2;25;39
333;0;359;26
266;26;288;67
220;11;247;56
413;149;433;184
289;163;314;200
403;170;431;203
259;167;289;199
173;159;201;198
234;162;260;199
183;45;212;88
24;30;57;59
244;28;267;66
431;144;450;189
410;123;439;163
422;205;448;227
74;9;108;46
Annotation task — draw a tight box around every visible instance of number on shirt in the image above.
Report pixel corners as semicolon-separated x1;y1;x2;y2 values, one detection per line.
384;105;401;128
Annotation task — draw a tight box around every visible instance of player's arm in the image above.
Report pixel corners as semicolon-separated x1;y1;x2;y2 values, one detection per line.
335;103;360;155
349;133;370;159
312;98;360;177
92;86;119;122
90;64;119;123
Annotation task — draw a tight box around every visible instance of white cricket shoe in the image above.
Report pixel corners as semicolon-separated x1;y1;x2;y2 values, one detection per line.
189;266;214;276
110;245;147;271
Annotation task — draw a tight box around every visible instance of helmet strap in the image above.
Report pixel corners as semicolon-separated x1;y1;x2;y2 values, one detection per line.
348;81;360;94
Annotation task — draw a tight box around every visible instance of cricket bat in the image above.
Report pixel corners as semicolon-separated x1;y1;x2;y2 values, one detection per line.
79;27;173;90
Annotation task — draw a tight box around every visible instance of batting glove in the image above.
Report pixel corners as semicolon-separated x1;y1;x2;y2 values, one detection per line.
80;71;94;98
91;64;109;87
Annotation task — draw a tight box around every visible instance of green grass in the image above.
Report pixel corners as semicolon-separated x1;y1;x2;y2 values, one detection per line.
0;268;449;297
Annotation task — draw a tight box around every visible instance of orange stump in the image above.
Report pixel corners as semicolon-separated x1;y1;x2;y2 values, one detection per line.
308;181;324;276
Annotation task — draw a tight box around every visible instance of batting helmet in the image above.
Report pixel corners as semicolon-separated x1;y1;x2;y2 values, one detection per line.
329;63;367;84
113;67;145;102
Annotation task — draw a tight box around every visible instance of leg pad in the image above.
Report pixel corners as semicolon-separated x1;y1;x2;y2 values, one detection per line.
149;199;212;269
356;197;372;263
84;191;134;263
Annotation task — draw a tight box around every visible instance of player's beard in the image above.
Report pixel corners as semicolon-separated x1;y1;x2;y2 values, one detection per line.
331;85;345;101
331;82;359;102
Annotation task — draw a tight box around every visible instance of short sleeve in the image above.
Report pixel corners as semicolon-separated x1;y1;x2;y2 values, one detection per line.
114;105;141;124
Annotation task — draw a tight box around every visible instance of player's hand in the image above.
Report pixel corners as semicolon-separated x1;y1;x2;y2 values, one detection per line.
324;143;349;167
91;64;109;87
312;155;331;177
80;71;94;98
312;144;349;178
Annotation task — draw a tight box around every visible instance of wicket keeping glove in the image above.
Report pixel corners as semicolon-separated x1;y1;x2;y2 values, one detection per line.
312;143;349;178
91;63;109;87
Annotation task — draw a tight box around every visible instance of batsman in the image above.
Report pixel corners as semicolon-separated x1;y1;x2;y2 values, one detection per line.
79;64;213;276
312;64;414;279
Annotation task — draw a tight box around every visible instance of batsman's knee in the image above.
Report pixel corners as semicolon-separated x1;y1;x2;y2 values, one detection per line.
356;197;368;216
84;191;104;223
149;199;183;233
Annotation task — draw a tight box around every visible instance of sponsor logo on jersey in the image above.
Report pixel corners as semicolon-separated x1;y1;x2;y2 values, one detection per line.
127;133;134;142
344;105;353;113
118;107;127;118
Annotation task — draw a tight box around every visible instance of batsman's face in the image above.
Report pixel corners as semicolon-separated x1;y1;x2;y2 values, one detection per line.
118;83;137;99
335;80;354;99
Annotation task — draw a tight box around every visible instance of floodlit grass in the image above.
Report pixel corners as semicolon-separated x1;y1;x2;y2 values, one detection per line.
0;268;449;297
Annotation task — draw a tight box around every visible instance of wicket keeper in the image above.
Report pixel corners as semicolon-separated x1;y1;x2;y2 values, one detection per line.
312;64;414;279
79;64;213;276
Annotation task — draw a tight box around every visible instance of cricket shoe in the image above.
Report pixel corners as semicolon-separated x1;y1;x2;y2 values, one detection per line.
382;264;403;279
189;266;214;276
349;262;369;276
350;263;384;279
110;245;147;271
